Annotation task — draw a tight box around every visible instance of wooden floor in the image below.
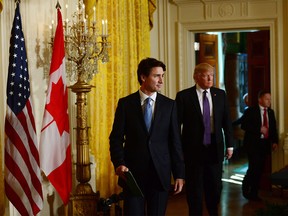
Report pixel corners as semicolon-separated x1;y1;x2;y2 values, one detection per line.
166;154;288;216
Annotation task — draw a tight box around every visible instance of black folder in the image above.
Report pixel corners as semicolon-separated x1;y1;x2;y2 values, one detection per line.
124;171;144;197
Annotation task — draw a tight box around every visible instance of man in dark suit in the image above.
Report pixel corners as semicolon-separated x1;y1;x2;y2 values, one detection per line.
175;63;233;216
109;57;185;216
241;90;278;201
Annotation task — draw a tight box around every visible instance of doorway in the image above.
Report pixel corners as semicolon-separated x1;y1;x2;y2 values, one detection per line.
194;30;272;190
195;30;270;121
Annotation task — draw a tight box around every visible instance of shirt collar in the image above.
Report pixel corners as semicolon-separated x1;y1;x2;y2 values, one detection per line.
259;105;267;110
139;89;157;103
196;84;210;94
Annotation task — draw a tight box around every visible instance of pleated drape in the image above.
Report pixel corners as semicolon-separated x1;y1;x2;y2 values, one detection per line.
0;0;3;12
85;0;155;197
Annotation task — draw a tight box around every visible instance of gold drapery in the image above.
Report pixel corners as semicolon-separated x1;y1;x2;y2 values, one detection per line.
85;0;154;197
148;0;156;30
0;0;3;13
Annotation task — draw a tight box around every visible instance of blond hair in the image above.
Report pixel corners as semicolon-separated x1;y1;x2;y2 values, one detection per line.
193;63;214;80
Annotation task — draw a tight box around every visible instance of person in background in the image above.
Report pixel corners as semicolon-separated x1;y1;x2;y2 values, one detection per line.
175;63;233;216
241;90;278;201
232;93;249;126
109;57;185;216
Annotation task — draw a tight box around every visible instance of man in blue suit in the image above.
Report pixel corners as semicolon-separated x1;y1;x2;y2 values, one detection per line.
176;63;233;216
109;57;185;216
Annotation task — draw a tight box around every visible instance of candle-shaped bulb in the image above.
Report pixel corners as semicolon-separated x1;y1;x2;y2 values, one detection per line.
65;4;68;20
93;6;96;22
102;19;104;35
82;4;85;20
51;20;54;36
105;19;108;35
65;18;69;33
84;18;87;34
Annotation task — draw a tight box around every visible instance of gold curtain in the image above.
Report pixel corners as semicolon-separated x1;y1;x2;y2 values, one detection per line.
148;0;156;30
85;0;155;197
0;0;3;13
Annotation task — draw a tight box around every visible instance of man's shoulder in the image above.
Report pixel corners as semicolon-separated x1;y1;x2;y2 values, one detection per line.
244;106;259;114
118;91;139;103
123;91;139;99
177;86;195;95
156;93;174;103
210;87;225;93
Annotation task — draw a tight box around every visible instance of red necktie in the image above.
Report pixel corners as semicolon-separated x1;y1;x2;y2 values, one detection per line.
263;108;269;138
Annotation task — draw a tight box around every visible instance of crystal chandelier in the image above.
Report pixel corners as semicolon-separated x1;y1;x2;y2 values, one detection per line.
63;0;109;83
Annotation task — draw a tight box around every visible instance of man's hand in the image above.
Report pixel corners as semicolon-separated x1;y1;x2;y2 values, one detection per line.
272;143;278;151
226;149;233;160
115;165;129;180
173;179;184;195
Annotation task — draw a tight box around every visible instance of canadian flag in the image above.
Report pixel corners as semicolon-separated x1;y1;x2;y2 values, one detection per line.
40;8;72;205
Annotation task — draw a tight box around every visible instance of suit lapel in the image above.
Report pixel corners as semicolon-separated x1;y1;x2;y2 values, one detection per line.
191;86;202;117
131;92;147;130
151;93;162;132
210;88;218;121
256;106;262;126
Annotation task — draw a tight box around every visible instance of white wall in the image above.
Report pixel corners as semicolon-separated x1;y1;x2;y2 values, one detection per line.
0;0;78;215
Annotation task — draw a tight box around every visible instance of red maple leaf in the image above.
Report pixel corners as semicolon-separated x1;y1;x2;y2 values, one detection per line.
46;78;69;135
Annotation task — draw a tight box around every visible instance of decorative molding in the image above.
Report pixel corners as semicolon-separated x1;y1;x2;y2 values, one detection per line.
171;0;197;5
205;3;212;19
174;0;278;22
218;3;234;17
241;2;248;17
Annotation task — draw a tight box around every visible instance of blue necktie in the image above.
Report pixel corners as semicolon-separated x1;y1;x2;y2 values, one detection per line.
144;97;152;130
203;90;211;145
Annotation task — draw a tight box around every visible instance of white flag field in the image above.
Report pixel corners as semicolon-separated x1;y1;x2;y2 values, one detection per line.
40;8;72;205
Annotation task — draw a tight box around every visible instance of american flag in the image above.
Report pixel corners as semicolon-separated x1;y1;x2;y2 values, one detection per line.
4;3;43;215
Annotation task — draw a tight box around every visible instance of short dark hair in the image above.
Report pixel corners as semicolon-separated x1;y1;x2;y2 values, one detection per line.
137;57;166;85
258;90;270;98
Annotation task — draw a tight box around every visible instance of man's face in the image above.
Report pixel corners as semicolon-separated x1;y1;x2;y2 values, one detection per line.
259;93;271;108
195;69;214;89
140;66;164;95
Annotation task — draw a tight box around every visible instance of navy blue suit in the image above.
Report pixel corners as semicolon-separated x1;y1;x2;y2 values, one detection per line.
110;91;185;215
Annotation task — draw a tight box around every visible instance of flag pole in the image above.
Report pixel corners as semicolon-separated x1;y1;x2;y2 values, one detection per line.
56;1;61;9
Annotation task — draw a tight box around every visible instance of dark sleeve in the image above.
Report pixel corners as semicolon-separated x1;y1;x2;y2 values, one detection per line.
170;101;185;179
175;92;184;128
109;98;126;169
222;90;234;148
241;107;261;136
232;115;243;126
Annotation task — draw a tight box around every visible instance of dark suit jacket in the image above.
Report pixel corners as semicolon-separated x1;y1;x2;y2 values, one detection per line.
175;86;233;165
241;105;278;154
109;91;185;192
